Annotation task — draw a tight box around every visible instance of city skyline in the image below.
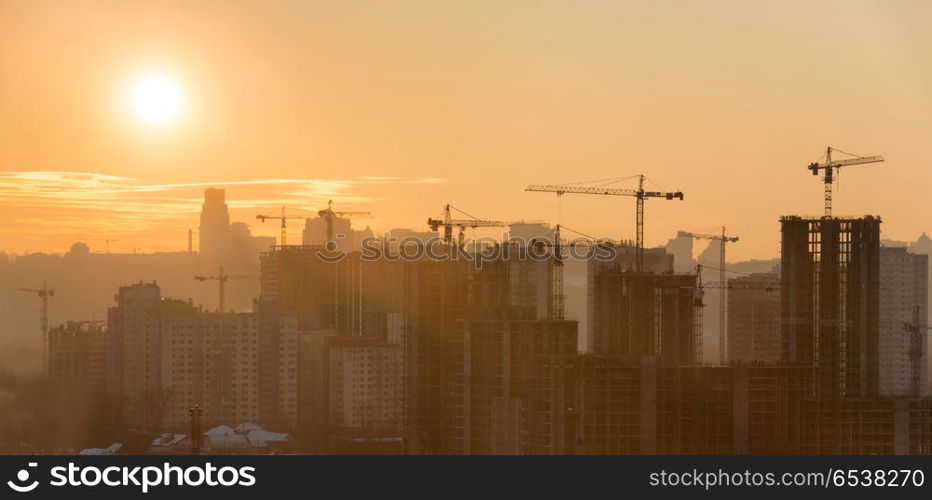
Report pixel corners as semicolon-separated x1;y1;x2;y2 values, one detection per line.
3;1;932;259
6;0;932;465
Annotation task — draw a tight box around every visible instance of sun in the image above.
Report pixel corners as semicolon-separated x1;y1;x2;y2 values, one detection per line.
131;75;182;124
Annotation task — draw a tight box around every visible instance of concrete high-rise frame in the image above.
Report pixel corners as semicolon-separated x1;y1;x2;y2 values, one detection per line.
780;216;881;398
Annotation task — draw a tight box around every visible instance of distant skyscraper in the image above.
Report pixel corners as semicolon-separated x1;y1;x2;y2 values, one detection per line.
780;216;880;398
697;238;722;268
504;223;557;321
879;246;928;396
664;233;696;273
230;222;275;255
727;273;780;364
909;232;932;256
506;222;554;243
199;188;230;261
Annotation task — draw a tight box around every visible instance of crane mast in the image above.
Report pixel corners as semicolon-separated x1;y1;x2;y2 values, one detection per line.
526;174;683;273
551;225;565;320
678;228;739;364
194;265;258;313
256;206;307;246
528;224;608;320
904;306;930;398
317;200;372;243
427;204;536;244
18;283;54;375
193;266;257;424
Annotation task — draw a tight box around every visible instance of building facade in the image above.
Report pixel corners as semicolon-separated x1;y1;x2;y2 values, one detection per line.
727;272;780;364
107;282;298;432
879;246;928;396
48;320;107;398
327;336;403;434
157;311;298;430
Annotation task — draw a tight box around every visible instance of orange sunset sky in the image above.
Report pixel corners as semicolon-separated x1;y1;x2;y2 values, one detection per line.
1;0;931;260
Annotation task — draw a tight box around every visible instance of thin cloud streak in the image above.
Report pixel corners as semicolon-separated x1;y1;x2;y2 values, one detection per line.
0;171;446;245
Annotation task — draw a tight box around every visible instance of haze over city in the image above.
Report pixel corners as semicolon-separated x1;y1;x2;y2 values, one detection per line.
5;0;932;466
3;1;932;258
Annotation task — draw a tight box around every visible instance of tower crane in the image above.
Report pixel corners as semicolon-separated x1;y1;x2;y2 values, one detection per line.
678;228;739;364
194;266;258;313
193;267;256;424
256;206;309;246
427;204;539;244
904;306;931;398
528;224;611;320
807;146;884;217
701;274;778;364
317;200;372;243
18;283;54;374
526;174;684;273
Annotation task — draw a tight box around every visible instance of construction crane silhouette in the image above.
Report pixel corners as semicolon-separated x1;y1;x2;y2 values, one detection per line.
18;283;54;374
256;206;309;246
529;224;610;320
807;146;884;217
698;270;779;364
678;228;739;364
317;200;371;243
194;266;258;313
193;267;257;425
427;204;539;244
904;306;931;398
526;174;684;273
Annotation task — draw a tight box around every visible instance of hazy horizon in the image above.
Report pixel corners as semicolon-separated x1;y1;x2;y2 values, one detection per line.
3;0;932;260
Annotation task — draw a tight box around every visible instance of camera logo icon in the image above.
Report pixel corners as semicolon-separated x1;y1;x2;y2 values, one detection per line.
7;462;39;493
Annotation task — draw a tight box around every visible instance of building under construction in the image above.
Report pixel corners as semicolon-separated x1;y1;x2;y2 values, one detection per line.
573;360;932;455
588;270;702;365
259;244;406;450
574;359;812;455
402;246;512;454
259;245;404;340
444;311;578;455
780;216;881;398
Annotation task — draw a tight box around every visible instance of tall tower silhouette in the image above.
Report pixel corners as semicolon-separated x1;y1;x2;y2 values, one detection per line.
199;188;230;261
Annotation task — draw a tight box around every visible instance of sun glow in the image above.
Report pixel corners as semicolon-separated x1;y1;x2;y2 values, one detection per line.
131;75;182;124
